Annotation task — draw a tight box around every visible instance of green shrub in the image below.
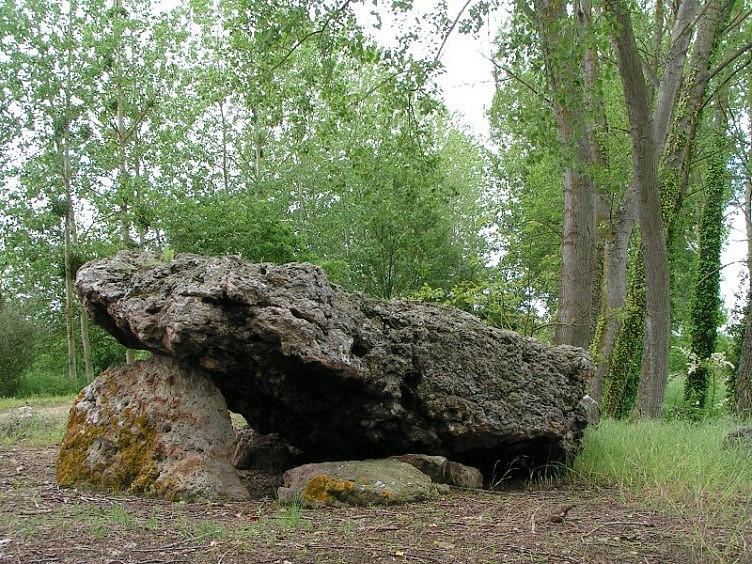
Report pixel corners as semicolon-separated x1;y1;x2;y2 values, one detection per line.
0;304;37;397
15;368;84;397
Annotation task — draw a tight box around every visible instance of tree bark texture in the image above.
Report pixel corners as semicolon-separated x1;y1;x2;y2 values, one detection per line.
590;188;637;404
651;0;699;157
734;68;752;418
606;0;671;418
527;0;599;350
593;1;696;406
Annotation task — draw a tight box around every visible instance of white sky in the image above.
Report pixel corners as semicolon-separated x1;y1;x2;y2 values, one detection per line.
352;0;502;140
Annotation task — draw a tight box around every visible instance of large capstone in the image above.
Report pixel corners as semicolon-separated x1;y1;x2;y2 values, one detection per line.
75;251;593;480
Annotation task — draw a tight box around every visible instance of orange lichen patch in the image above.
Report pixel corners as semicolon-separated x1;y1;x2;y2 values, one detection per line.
56;382;160;497
302;475;356;505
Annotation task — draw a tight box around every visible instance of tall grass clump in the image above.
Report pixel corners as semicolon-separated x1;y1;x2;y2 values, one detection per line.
572;417;752;508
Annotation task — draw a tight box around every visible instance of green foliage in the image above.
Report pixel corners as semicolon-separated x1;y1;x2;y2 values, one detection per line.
0;303;37;397
2;0;494;377
164;193;307;264
601;249;645;418
87;325;128;375
724;305;747;402
665;346;734;420
685;138;729;409
14;370;81;398
411;269;552;338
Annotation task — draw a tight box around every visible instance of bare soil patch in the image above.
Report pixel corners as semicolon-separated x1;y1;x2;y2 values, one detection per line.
1;446;749;563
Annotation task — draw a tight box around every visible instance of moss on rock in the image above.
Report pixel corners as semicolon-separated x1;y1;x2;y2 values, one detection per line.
56;357;248;501
279;459;442;507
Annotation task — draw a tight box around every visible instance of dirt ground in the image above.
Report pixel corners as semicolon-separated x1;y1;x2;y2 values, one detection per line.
1;446;750;564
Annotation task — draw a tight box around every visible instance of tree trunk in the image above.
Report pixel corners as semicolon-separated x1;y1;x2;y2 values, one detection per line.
557;155;598;348
734;69;752;418
219;98;230;192
59;2;81;383
735;315;752;418
590;187;637;403
685;105;727;409
606;0;671;419
113;0;135;365
652;0;699;157
61;133;78;383
600;0;729;417
527;0;599;350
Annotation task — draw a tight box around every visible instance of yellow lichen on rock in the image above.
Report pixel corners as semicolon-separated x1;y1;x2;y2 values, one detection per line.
56;392;160;495
302;475;355;504
56;357;249;501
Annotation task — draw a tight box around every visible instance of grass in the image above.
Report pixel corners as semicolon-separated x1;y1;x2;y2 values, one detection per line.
0;394;75;447
275;496;311;530
0;411;68;447
572;416;752;507
570;416;752;561
0;394;76;412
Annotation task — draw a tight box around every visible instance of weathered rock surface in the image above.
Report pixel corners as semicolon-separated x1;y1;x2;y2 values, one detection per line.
75;251;593;480
232;426;303;473
391;454;484;489
579;395;600;427
56;356;248;500
278;459;442;507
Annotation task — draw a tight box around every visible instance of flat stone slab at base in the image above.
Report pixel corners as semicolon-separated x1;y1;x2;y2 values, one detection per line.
391;454;484;489
56;356;248;501
278;459;445;507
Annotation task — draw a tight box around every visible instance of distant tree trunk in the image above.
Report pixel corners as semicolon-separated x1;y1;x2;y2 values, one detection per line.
606;0;671;418
219;99;231;192
113;0;135;365
526;0;598;350
251;107;265;196
59;2;85;383
590;186;637;404
60;131;78;383
734;70;752;418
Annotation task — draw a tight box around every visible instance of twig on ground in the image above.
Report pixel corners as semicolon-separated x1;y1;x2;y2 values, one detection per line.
581;520;655;539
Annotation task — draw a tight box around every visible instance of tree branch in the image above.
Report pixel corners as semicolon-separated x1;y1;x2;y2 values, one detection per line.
270;0;354;73
701;57;752;114
487;55;551;105
707;39;752;82
434;0;474;63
